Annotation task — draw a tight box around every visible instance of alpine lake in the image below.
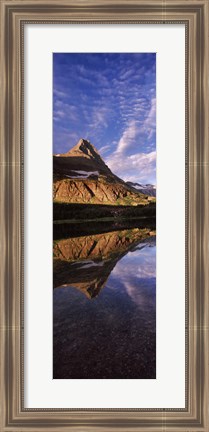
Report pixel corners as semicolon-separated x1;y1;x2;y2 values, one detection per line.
53;215;156;379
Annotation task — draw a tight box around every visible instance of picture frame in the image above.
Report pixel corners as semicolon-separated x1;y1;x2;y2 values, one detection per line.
0;0;208;431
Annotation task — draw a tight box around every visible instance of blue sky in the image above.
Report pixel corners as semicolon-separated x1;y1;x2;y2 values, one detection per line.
53;53;156;184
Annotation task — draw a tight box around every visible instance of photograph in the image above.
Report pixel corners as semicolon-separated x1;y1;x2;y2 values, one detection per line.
2;1;209;430
53;53;156;379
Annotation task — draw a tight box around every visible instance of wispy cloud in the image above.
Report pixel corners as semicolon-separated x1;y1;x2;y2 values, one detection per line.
53;88;67;98
115;96;156;154
53;53;156;183
99;144;111;154
106;150;156;184
116;120;139;153
112;245;156;280
143;97;156;140
110;245;156;308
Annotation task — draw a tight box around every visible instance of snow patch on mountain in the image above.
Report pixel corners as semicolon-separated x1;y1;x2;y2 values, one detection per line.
126;181;156;197
65;170;99;179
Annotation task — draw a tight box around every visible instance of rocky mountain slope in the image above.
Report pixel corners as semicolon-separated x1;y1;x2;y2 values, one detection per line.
53;139;155;206
126;181;156;197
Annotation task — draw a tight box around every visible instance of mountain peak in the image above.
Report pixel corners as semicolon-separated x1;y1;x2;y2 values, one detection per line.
63;139;101;161
53;138;156;205
54;138;115;179
74;138;100;156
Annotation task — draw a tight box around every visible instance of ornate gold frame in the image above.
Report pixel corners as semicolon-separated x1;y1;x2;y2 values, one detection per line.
0;1;208;431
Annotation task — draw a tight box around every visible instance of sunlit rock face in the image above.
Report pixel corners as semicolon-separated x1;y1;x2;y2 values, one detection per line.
53;139;154;205
53;228;155;298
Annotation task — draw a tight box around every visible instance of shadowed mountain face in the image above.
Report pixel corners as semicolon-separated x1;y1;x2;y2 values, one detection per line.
54;139;114;179
53;139;155;206
53;227;155;298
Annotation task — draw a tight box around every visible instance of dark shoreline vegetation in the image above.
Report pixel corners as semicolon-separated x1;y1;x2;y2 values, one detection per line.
53;202;156;240
54;201;156;221
54;218;156;241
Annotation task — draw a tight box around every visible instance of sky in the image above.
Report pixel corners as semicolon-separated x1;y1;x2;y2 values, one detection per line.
53;53;156;184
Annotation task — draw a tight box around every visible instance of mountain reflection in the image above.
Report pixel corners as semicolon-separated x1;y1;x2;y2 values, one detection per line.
53;225;156;379
53;227;155;298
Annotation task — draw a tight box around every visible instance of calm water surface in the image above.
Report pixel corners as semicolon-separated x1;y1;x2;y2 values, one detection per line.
53;226;156;379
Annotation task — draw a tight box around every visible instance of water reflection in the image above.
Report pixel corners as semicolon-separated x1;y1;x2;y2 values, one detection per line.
53;225;156;379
